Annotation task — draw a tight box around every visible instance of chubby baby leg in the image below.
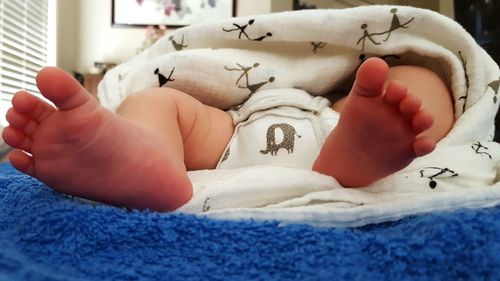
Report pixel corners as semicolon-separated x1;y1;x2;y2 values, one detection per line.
116;88;234;171
2;67;233;211
313;58;453;186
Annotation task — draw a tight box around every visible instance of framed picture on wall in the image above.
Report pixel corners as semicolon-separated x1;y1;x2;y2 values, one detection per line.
112;0;236;28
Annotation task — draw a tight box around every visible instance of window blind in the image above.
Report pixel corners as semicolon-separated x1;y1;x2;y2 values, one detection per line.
0;0;56;126
0;0;51;125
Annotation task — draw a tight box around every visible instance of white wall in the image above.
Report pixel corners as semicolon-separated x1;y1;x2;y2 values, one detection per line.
56;0;80;72
237;0;271;16
57;0;144;73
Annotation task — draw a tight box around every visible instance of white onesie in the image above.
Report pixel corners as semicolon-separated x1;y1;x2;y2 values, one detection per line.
216;88;340;169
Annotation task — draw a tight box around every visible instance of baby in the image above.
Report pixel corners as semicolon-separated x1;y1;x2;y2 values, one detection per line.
1;58;454;211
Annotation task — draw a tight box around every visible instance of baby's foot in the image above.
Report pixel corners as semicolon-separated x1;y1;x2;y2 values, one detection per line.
2;67;192;211
313;58;435;186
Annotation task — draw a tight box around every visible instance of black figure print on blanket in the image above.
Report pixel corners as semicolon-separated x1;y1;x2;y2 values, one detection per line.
202;197;212;212
222;19;273;41
154;67;175;87
488;77;499;103
356;8;415;52
260;123;301;156
420;167;459;189
357;23;381;52
240;76;275;95
311;41;326;54
225;63;260;86
472;141;492;159
383;8;414;41
169;35;188;51
458;51;470;113
224;62;275;97
220;148;230;164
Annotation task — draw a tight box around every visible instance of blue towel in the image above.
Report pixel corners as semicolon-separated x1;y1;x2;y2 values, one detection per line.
0;162;499;281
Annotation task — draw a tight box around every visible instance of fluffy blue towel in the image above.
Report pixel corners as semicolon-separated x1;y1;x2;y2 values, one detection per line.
0;163;499;281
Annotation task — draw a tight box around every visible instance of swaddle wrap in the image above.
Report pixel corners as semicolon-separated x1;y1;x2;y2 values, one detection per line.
98;6;500;227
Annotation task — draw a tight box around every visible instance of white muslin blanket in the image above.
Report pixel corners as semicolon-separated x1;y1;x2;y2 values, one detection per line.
98;6;500;227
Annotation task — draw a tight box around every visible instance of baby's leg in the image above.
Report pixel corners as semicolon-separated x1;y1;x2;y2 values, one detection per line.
116;88;234;171
2;67;233;211
313;58;453;186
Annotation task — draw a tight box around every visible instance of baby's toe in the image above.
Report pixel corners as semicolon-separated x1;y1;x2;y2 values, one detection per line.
36;67;95;110
413;136;435;156
352;58;389;97
2;127;32;152
412;110;434;134
8;150;34;177
383;81;407;105
12;91;55;123
399;93;422;116
6;108;38;136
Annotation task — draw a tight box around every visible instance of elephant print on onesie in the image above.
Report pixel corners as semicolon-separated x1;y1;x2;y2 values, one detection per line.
260;123;301;156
